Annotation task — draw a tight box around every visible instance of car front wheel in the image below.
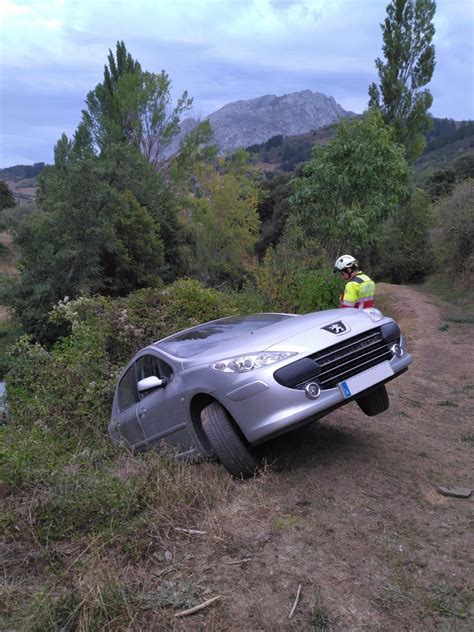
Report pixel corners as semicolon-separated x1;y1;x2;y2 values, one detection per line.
356;384;389;416
201;401;259;478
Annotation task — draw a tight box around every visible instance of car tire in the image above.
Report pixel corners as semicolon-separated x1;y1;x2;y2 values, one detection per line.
201;401;259;478
356;384;389;416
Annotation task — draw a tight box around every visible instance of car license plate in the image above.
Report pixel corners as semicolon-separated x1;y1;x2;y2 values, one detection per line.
339;361;394;399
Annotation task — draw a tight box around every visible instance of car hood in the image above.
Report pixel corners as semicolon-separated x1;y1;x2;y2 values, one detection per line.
180;309;391;368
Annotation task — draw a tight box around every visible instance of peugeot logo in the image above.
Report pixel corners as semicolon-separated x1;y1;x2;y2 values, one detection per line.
322;321;349;334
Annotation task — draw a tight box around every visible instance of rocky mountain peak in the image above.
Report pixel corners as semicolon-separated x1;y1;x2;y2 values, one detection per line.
165;89;354;158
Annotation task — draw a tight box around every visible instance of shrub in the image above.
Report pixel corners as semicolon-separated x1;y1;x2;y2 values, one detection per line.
251;247;342;313
4;280;240;462
433;179;474;288
372;188;434;283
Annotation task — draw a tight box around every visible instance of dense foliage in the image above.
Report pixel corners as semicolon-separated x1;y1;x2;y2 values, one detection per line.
424;119;474;153
180;151;260;287
81;41;193;166
0;141;183;342
290;110;409;262
0;180;15;209
432;179;474;288
3;280;238;456
0;162;45;180
372;188;434;283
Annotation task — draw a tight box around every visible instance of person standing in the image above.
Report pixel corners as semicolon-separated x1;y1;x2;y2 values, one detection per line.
334;255;375;309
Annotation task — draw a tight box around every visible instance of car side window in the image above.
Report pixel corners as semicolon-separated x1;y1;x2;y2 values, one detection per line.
136;355;174;397
136;355;160;382
117;365;137;411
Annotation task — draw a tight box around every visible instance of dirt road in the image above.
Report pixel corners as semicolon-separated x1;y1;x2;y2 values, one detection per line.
180;283;473;631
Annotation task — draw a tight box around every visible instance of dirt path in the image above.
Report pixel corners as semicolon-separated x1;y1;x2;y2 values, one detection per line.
181;283;473;631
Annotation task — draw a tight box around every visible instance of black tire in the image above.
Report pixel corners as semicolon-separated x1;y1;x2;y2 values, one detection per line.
201;401;259;478
356;384;389;416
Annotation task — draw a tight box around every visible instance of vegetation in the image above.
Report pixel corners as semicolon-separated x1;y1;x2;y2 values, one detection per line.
247;132;319;171
179;151;261;287
0;162;45;180
81;41;193;166
0;181;15;210
1;18;473;628
372;188;434;283
432;179;473;288
290;109;408;263
369;0;436;162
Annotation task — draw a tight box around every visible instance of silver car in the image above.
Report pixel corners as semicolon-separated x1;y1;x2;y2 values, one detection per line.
109;307;412;477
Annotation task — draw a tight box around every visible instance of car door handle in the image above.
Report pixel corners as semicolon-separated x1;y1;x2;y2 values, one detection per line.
138;407;147;418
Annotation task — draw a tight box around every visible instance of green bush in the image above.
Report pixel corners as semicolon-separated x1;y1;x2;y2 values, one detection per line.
3;279;240;484
373;188;434;283
432;179;474;288
251;247;342;313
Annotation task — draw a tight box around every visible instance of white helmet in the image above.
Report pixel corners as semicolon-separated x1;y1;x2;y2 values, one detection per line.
334;254;357;272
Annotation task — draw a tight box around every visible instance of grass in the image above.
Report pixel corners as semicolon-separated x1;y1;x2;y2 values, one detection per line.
0;414;235;629
425;582;473;621
416;275;474;324
310;592;333;631
438;399;459;408
0;318;22;378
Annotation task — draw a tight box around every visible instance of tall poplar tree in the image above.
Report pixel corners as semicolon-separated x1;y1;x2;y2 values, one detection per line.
368;0;436;162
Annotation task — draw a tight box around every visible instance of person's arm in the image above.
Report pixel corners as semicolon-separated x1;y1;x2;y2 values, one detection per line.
339;281;358;308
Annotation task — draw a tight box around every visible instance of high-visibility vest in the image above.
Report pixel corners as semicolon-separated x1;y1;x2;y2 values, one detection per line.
339;272;375;309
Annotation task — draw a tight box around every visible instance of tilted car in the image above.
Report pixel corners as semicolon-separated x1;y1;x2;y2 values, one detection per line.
109;307;412;477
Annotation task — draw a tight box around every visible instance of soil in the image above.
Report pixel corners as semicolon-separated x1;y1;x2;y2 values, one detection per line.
175;282;473;631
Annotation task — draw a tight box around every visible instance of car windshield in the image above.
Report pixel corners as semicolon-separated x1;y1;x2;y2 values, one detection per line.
157;314;295;358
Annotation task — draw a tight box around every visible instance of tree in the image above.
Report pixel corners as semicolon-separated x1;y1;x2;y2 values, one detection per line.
82;41;192;166
368;0;436;162
290;109;409;263
372;188;434;283
181;151;260;287
433;180;474;288
1;142;167;342
0;180;15;209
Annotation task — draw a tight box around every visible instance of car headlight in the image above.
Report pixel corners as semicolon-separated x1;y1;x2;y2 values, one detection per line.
364;308;384;322
210;351;297;373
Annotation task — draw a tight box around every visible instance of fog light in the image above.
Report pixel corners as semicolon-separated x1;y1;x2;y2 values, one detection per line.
305;382;321;400
391;343;404;357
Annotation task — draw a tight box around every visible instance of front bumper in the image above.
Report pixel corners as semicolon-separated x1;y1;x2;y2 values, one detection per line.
218;350;412;445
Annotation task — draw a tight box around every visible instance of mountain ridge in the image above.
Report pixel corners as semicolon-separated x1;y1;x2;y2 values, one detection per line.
165;89;355;158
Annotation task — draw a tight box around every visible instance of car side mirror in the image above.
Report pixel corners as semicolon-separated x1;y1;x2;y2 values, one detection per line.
137;376;166;393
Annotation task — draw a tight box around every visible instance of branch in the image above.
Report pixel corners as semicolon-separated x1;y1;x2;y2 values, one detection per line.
288;584;302;619
174;595;222;618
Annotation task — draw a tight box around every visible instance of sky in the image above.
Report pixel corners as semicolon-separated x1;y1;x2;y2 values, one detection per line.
0;0;473;167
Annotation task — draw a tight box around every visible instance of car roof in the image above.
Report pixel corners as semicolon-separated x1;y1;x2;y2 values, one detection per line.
155;313;297;358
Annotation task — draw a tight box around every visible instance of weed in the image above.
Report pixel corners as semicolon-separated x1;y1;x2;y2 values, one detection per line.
310;593;332;631
447;314;474;324
273;514;299;530
13;573;155;631
438;323;449;331
460;433;474;444
454;383;474;399
438;400;459;408
425;581;472;621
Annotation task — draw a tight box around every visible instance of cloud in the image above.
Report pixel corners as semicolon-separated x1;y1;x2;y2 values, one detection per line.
0;0;473;166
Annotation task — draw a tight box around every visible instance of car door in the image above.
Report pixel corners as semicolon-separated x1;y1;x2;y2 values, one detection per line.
134;353;189;448
112;363;144;446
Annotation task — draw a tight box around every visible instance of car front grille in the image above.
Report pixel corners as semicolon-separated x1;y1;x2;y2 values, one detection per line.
309;328;394;389
273;326;398;390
